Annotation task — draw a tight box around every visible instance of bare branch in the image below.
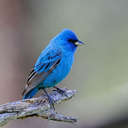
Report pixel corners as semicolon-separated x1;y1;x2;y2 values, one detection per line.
0;88;77;127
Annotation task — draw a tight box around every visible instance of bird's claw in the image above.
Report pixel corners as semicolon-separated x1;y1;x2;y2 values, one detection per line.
54;87;68;97
49;101;55;111
43;88;55;111
47;95;55;110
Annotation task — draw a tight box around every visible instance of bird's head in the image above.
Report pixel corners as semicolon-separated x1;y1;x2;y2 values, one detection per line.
52;29;85;52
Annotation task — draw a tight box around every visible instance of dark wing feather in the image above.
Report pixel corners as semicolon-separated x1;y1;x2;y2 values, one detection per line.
22;50;62;96
27;69;37;85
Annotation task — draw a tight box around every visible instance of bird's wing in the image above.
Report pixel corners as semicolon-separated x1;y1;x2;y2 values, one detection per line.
22;49;62;96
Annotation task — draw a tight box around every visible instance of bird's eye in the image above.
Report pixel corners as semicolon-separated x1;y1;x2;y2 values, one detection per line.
68;39;77;43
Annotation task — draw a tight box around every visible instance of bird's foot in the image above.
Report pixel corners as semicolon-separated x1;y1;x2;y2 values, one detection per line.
43;88;55;110
47;95;55;111
54;87;68;97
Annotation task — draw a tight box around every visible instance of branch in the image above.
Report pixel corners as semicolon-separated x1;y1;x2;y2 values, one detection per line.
0;88;77;127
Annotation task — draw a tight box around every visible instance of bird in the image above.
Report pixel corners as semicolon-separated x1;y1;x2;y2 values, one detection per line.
22;29;84;110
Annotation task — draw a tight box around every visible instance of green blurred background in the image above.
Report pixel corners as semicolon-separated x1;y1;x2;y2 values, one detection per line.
1;0;128;128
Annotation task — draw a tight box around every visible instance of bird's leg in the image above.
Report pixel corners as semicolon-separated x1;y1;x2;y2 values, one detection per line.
54;86;68;97
43;88;55;110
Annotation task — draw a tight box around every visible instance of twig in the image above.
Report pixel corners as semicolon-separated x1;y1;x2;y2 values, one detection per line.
0;88;77;127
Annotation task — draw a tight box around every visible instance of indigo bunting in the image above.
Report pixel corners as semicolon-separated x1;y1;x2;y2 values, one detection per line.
22;29;84;109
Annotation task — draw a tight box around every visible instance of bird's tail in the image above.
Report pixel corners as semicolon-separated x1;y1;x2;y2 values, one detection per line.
22;86;38;99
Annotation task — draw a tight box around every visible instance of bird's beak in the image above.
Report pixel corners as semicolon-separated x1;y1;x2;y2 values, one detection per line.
75;40;88;46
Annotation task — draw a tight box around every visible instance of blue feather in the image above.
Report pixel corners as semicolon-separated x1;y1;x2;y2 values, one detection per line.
22;29;84;99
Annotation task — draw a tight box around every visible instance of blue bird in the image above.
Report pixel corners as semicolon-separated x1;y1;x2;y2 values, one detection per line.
22;29;84;109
